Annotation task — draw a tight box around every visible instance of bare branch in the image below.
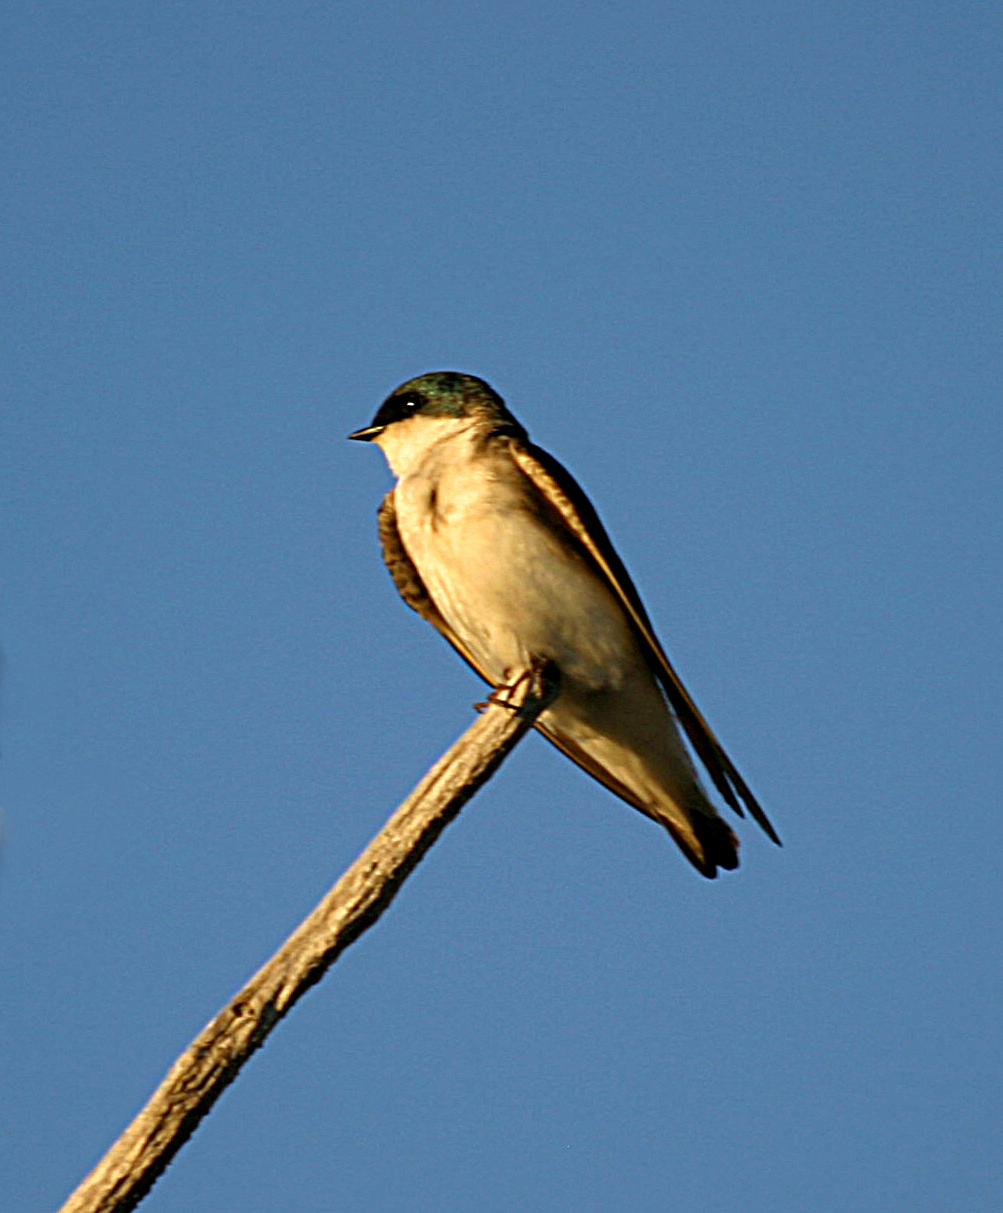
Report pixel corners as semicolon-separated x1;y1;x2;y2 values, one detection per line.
58;665;558;1213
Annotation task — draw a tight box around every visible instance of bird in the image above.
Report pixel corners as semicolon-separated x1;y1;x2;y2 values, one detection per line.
349;371;779;877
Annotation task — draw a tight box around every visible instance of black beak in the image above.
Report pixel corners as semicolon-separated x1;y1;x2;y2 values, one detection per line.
347;425;384;442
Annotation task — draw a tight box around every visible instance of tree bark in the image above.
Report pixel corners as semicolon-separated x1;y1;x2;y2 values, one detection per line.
58;666;558;1213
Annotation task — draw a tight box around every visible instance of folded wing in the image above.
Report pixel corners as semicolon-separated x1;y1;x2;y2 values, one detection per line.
505;438;781;847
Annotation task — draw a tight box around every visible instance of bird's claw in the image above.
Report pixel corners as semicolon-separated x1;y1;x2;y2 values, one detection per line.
473;660;558;715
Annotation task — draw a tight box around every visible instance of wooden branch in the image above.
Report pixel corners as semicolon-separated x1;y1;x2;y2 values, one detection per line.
58;666;558;1213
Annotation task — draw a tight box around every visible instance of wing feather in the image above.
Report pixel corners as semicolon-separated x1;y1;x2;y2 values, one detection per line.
506;438;780;846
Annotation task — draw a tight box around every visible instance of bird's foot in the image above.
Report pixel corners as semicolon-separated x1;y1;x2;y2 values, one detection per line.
473;659;559;714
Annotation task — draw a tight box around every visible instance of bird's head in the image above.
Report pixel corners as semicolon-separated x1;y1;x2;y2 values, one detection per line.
349;372;524;474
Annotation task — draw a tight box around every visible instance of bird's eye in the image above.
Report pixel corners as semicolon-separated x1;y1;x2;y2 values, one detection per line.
382;390;424;423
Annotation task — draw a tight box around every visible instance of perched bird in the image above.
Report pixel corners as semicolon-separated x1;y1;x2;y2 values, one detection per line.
350;372;779;877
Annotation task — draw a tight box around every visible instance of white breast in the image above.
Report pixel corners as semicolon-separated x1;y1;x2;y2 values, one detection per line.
390;425;640;691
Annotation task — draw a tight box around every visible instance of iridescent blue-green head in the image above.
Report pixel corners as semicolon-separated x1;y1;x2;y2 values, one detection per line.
349;371;521;442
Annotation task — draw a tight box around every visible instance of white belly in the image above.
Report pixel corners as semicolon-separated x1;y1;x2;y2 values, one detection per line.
394;455;639;692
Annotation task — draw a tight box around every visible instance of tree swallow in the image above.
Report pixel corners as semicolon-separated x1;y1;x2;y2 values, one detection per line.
350;372;779;877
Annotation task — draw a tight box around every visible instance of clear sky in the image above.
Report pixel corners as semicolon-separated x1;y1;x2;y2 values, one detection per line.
1;3;999;1211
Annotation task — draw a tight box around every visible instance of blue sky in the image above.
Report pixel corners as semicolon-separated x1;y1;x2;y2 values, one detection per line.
1;3;1000;1210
